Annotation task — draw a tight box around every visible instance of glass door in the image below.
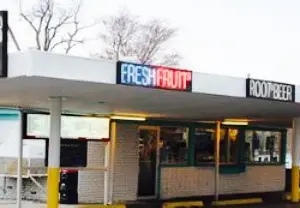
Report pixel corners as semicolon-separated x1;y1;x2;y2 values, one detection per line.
137;126;160;198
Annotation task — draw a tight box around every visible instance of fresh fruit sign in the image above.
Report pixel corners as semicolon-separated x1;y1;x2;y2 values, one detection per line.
116;61;192;91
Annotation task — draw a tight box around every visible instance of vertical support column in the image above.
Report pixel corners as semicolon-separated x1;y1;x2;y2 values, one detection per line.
103;140;111;205
292;118;300;203
214;121;221;201
47;97;62;208
108;121;117;204
16;112;23;208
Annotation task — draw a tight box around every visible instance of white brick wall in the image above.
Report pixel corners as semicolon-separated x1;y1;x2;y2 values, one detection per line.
161;166;285;199
78;141;106;203
112;123;139;202
219;166;285;194
77;123;139;203
161;167;215;198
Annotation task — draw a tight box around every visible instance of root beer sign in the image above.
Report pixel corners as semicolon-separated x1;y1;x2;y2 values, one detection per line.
116;61;192;91
0;11;7;78
246;78;295;102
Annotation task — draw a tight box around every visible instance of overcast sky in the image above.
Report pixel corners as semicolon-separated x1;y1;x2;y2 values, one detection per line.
1;0;300;84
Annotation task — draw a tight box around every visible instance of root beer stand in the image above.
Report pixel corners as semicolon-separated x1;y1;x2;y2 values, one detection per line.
2;51;300;208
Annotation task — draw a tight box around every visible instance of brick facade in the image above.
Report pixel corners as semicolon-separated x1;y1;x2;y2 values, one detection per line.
78;123;139;203
78;141;106;203
161;166;285;199
112;123;139;202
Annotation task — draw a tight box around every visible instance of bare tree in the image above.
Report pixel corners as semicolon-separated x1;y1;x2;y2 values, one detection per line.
20;0;95;54
98;10;140;60
97;9;182;67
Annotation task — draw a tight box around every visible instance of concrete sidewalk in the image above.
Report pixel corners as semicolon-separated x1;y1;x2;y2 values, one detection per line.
1;200;300;208
0;201;124;208
0;201;78;208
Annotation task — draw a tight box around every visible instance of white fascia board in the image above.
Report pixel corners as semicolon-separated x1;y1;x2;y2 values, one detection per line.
9;50;117;84
8;51;33;78
192;72;246;97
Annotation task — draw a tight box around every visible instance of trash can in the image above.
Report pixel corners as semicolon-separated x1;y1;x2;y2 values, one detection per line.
59;169;78;204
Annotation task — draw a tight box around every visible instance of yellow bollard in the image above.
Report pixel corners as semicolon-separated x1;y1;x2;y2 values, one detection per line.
291;166;299;203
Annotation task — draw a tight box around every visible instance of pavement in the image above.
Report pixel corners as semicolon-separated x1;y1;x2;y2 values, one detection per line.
2;200;300;208
0;200;75;208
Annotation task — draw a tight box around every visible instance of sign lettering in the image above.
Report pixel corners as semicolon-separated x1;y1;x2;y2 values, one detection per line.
116;61;192;91
246;78;295;102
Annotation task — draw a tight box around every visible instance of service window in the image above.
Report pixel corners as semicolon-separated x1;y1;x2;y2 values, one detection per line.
245;130;282;164
194;128;215;164
220;128;239;164
194;127;240;165
160;126;189;165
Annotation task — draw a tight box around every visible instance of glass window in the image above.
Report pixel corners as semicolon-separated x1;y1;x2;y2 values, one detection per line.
194;128;215;164
194;127;240;165
220;128;239;164
160;126;189;165
244;130;282;163
26;114;109;139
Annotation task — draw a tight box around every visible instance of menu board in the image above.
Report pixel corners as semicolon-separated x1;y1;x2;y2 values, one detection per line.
45;139;87;167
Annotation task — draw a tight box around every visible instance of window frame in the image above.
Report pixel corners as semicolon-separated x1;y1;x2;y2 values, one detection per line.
244;126;287;166
193;124;245;167
159;125;190;167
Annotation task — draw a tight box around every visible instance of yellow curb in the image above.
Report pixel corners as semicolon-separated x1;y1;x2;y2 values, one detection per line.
163;201;204;208
284;192;300;201
285;193;291;201
211;198;263;206
77;204;126;208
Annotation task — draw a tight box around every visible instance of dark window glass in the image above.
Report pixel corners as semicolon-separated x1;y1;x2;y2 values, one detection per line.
160;126;189;164
194;127;239;165
245;130;281;163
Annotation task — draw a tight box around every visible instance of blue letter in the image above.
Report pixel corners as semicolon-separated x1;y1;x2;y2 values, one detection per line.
121;63;128;84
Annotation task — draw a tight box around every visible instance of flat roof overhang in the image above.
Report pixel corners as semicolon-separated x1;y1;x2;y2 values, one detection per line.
2;50;300;126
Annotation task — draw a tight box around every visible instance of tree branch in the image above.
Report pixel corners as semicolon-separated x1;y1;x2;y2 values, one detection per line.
20;0;94;53
97;9;181;65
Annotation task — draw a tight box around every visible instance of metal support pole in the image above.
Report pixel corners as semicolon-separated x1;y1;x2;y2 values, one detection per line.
47;97;62;208
103;141;110;205
214;121;221;201
108;122;117;204
16;112;23;208
292;118;300;203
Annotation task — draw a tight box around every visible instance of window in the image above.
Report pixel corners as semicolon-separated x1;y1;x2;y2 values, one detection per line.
245;130;282;163
194;127;240;165
194;128;215;164
26;114;109;139
160;126;189;165
220;128;239;164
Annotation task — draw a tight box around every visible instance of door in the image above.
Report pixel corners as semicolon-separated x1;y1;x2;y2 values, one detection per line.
137;126;160;198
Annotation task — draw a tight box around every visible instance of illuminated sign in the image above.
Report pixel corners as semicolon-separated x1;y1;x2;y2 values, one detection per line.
116;61;192;91
0;11;7;78
246;78;295;102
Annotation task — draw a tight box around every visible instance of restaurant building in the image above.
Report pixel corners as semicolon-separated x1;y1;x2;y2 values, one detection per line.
0;50;300;207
